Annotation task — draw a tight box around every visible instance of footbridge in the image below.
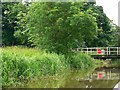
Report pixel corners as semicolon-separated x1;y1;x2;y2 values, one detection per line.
75;47;120;59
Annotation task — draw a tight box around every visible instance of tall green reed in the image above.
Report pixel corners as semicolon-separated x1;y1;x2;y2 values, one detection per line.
2;47;65;87
2;46;97;87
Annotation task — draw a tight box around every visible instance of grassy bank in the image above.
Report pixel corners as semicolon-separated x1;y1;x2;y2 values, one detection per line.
104;60;120;68
2;46;97;87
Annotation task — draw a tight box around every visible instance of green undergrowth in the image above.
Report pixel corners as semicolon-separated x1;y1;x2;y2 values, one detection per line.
67;53;96;71
95;59;120;68
2;46;97;87
94;59;105;67
105;60;120;68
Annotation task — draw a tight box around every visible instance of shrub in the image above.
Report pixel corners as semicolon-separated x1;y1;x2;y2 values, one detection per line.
68;53;96;70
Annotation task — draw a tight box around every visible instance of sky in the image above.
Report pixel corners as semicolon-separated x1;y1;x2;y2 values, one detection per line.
96;0;120;25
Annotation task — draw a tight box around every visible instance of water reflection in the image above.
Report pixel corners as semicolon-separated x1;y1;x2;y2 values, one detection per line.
69;68;120;88
25;68;120;88
82;68;120;80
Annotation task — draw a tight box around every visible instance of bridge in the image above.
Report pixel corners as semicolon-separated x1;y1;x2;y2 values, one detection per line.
75;47;120;60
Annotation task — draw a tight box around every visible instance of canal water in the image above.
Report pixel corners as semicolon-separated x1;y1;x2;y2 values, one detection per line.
63;68;120;88
25;67;120;88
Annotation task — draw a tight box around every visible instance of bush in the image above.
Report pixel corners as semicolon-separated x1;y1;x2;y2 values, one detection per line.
68;53;96;70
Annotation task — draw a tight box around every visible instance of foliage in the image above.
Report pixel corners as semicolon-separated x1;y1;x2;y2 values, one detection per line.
67;53;95;70
94;59;105;67
1;2;119;88
18;2;98;54
2;2;29;46
105;60;120;68
92;6;112;47
117;26;120;46
82;4;113;47
113;25;120;46
2;46;65;86
2;2;18;45
2;46;96;87
13;3;31;46
2;2;117;48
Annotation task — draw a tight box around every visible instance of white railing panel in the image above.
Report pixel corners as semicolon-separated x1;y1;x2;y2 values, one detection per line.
75;47;120;55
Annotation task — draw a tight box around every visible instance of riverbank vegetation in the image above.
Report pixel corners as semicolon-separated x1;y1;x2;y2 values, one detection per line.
104;60;120;68
2;46;99;87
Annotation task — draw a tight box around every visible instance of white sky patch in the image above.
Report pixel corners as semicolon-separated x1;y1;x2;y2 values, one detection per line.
96;0;120;25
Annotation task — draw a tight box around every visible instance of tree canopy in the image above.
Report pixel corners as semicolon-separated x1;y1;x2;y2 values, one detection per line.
2;2;118;54
17;2;98;54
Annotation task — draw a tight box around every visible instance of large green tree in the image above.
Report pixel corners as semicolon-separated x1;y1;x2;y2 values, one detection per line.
3;1;116;50
18;2;98;54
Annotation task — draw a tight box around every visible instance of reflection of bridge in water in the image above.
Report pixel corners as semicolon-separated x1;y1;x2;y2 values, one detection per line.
75;47;120;59
77;68;120;88
79;68;120;80
57;68;120;88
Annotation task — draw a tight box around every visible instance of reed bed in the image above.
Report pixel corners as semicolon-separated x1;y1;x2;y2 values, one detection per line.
2;46;96;87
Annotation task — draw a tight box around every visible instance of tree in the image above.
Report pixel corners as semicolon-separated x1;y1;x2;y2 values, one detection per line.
2;2;18;46
112;25;120;46
91;6;113;47
81;2;114;47
19;2;98;54
118;27;120;46
13;2;30;46
2;2;29;46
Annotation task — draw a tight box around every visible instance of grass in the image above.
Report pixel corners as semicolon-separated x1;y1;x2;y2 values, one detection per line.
2;46;66;87
2;46;98;87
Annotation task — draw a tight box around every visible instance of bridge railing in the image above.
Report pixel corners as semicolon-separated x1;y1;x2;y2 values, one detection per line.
75;47;120;56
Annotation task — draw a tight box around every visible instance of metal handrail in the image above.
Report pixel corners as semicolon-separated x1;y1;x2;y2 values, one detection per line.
75;47;120;55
